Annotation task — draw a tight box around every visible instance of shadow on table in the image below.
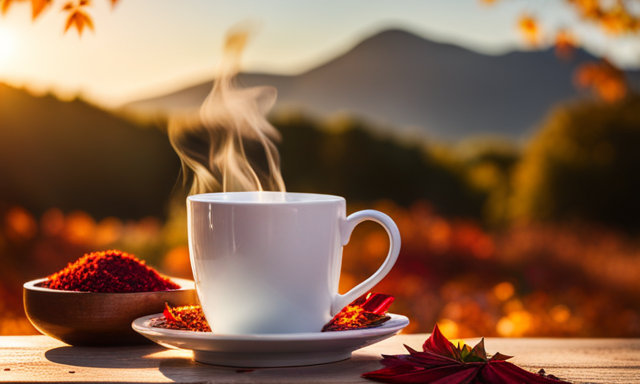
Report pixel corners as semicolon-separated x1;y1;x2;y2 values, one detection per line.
44;344;184;369
158;354;383;383
45;345;385;380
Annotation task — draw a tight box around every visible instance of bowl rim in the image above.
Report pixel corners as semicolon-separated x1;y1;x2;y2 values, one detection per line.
24;276;195;295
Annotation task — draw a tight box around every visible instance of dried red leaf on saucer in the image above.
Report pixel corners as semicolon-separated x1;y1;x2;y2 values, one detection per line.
153;293;394;333
362;324;571;383
322;293;394;332
151;303;211;332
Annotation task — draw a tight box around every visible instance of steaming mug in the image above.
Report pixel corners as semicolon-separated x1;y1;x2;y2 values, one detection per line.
187;191;401;334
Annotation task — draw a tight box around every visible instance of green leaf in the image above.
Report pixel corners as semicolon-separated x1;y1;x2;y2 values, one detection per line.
467;338;488;362
458;342;474;362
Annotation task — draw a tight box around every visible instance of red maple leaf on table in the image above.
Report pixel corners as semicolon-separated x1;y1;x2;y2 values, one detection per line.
363;324;571;383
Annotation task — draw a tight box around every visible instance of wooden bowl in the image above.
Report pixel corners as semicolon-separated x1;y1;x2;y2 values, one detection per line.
23;277;197;346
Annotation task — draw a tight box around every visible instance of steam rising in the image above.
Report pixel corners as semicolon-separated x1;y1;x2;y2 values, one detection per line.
168;28;285;195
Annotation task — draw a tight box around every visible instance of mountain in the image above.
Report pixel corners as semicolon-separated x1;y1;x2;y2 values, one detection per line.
124;29;608;141
0;83;181;220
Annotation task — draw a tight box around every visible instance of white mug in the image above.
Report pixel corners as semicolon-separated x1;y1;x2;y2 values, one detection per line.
187;191;401;334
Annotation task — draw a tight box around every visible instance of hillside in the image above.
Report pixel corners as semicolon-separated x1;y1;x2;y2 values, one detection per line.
0;83;181;220
1;83;489;221
124;29;603;140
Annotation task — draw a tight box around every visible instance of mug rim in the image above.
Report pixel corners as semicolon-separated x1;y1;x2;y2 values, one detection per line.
187;191;345;204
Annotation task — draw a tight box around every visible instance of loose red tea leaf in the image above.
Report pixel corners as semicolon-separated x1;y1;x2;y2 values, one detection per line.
363;324;571;383
151;303;211;332
322;293;394;332
153;293;394;333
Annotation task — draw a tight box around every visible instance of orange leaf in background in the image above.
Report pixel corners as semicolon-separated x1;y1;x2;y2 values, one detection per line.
479;0;498;5
109;0;118;6
61;0;89;11
518;14;540;46
64;9;94;34
554;29;578;60
30;0;50;19
1;0;20;15
567;0;640;35
600;12;630;35
569;0;601;18
574;59;627;103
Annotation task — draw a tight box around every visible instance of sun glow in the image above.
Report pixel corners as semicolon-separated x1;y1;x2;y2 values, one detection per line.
0;29;17;67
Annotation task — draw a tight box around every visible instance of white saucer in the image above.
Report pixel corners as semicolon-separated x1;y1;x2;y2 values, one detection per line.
132;313;409;368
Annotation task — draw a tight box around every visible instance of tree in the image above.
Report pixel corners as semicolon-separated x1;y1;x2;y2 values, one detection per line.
509;95;640;231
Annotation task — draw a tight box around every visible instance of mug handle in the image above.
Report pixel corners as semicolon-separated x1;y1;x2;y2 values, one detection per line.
331;209;401;315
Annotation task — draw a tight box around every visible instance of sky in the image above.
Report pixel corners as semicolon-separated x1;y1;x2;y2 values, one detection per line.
0;0;638;107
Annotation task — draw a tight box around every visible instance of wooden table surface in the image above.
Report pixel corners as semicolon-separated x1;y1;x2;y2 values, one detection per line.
1;335;639;383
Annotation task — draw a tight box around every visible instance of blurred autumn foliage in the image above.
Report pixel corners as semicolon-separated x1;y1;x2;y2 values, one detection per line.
518;14;540;46
490;0;640;102
568;0;640;34
554;29;578;60
508;0;640;42
574;59;628;102
0;0;118;34
3;199;640;338
340;201;640;338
